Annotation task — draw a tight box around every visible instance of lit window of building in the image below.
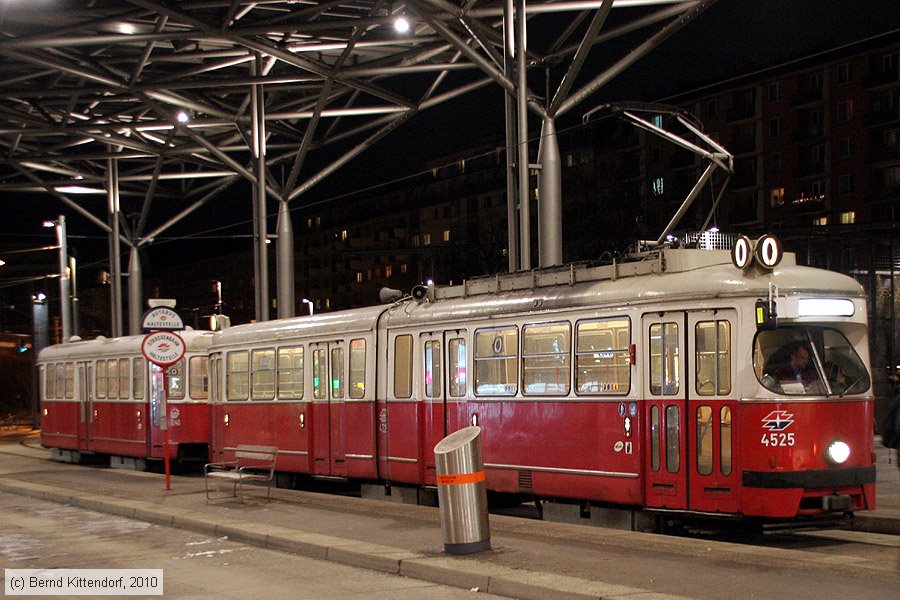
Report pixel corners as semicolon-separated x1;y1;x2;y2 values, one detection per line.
443;230;450;242
813;217;828;226
400;263;408;274
423;233;431;246
770;187;785;207
356;272;363;283
652;177;664;196
341;229;347;241
385;265;393;278
840;211;856;224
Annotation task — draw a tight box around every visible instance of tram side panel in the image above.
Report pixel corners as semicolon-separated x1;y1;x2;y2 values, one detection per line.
40;362;80;452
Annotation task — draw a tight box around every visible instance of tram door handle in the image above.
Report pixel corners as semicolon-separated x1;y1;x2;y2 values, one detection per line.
91;408;97;423
300;413;305;429
471;413;478;427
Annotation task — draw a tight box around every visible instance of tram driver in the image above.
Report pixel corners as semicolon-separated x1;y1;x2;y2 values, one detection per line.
772;342;822;394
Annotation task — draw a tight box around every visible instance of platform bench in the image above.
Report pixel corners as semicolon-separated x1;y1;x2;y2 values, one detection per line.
205;445;277;503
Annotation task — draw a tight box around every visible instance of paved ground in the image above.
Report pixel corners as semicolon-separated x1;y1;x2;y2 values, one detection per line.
0;491;504;600
0;431;897;600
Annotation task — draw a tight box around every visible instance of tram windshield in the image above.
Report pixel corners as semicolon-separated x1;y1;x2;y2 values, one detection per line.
754;326;870;396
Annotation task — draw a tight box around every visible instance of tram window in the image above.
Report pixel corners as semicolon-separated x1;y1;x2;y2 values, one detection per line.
57;363;66;400
349;339;366;399
650;323;680;396
47;364;56;399
695;320;731;396
190;356;209;399
313;349;327;399
425;340;441;398
95;360;107;399
666;405;680;473
64;363;74;399
331;347;345;399
59;363;68;399
277;346;304;399
721;406;733;476
226;351;249;400
576;318;630;394
394;335;413;399
449;338;467;397
251;349;276;400
696;405;713;475
474;327;518;396
523;322;570;395
754;326;870;396
651;405;661;472
133;358;145;399
108;359;120;399
168;359;186;399
118;358;130;399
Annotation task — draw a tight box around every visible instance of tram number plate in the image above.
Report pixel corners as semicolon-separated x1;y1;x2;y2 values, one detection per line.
761;432;795;447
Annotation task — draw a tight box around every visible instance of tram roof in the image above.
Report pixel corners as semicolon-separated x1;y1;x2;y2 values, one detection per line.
38;328;214;362
210;305;388;349
210;249;866;344
382;250;866;327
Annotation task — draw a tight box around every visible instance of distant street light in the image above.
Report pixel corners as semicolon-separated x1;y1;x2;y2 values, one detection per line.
43;215;72;343
301;298;314;316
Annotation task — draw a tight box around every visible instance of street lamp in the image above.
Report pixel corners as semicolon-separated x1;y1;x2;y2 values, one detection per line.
32;292;48;428
301;298;314;316
43;215;72;343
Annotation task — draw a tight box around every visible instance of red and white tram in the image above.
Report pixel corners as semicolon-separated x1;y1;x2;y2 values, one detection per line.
39;329;213;468
208;241;875;523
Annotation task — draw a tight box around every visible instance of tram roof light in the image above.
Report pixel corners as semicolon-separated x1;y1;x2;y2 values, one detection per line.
798;298;854;317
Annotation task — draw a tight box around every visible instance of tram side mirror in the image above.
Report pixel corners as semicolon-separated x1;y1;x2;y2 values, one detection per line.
755;298;778;331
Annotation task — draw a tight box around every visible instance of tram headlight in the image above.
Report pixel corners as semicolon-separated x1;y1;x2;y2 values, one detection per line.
826;440;851;465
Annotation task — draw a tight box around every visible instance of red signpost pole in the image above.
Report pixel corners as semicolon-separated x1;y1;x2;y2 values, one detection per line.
163;366;171;491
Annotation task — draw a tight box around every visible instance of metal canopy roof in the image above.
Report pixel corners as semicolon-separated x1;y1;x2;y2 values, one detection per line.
0;0;708;246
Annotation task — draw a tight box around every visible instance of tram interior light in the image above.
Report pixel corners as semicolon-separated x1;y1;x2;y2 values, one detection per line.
798;298;854;317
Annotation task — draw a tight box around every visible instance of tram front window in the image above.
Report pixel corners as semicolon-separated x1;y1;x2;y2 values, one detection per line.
754;326;869;396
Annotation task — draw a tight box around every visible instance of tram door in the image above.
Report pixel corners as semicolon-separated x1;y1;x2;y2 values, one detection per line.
310;342;347;477
76;362;93;452
642;310;738;513
209;353;225;462
421;332;447;484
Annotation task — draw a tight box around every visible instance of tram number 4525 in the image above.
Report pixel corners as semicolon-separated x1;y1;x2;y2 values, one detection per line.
761;432;795;447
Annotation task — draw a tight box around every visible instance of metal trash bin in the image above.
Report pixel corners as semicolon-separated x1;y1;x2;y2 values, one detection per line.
434;426;491;554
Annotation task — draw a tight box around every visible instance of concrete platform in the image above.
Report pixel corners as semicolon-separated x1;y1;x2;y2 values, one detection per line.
0;433;897;600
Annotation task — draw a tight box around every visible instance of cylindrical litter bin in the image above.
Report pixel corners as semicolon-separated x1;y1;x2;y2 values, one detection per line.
434;426;490;554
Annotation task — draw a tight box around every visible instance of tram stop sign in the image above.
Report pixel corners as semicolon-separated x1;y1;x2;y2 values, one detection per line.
141;330;186;368
141;305;184;332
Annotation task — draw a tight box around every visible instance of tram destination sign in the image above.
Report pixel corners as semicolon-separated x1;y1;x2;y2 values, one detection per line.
141;331;186;368
141;306;184;332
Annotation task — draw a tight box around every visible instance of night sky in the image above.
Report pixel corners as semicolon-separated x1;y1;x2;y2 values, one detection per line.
1;0;898;270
